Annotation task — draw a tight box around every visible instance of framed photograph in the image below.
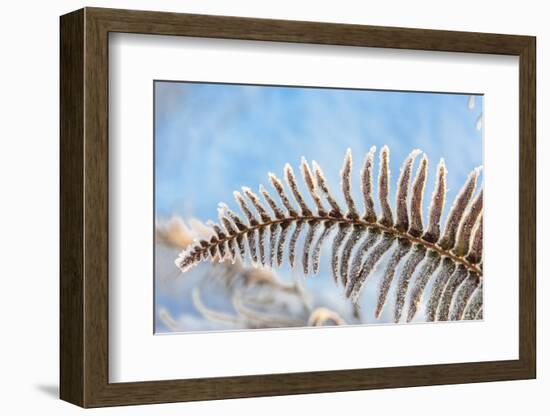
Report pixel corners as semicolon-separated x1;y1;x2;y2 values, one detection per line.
60;7;536;407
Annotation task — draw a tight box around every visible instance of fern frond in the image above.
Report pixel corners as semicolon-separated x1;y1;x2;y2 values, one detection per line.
423;158;446;243
449;271;480;320
438;167;481;250
395;149;421;232
300;158;327;216
437;265;468;321
285;164;312;216
288;221;305;267
269;172;298;217
375;239;411;318
276;222;291;266
463;282;483;320
425;257;456;321
378;146;393;227
405;250;441;322
466;215;483;264
312;221;336;274
347;232;394;303
476;307;483;319
341;148;360;220
409;155;428;237
394;244;426;322
312;160;342;217
348;229;381;289
332;224;352;283
175;146;483;322
339;225;365;286
302;220;321;275
454;190;483;257
360;146;377;223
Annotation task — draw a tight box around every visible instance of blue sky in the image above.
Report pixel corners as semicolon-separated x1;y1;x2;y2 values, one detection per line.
154;81;483;332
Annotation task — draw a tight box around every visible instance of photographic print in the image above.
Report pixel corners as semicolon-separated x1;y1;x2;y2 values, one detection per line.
154;81;483;334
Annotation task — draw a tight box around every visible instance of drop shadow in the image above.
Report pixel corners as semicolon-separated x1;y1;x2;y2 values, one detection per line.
35;384;59;399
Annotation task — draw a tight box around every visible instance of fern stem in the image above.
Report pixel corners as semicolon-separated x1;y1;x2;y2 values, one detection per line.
191;215;482;276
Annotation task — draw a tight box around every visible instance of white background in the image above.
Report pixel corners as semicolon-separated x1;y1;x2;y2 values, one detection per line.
0;0;546;414
110;34;518;382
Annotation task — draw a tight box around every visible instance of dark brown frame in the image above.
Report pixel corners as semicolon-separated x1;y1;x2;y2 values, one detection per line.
60;7;536;408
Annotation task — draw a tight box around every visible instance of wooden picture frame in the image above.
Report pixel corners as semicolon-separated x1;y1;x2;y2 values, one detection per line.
60;7;536;408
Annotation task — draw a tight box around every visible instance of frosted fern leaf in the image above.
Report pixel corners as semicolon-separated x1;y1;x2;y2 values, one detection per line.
175;147;483;322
